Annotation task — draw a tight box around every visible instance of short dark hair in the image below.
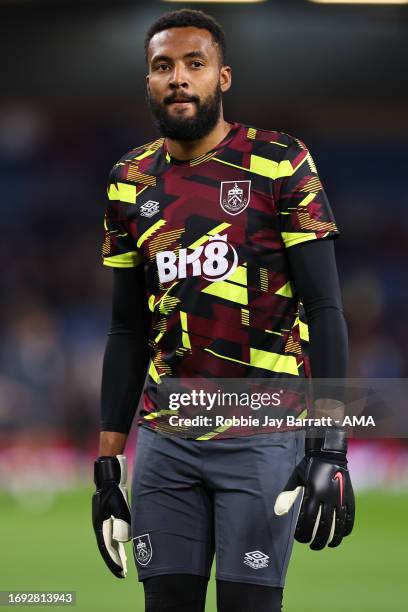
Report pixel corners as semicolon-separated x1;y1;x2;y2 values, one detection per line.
144;9;226;66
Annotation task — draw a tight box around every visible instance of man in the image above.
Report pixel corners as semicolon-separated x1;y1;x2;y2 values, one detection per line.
92;9;355;612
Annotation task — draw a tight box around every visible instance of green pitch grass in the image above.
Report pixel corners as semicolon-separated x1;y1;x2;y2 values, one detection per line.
0;490;407;611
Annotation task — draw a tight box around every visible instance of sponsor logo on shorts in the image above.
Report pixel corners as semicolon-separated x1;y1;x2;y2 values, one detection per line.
133;533;153;566
243;550;269;570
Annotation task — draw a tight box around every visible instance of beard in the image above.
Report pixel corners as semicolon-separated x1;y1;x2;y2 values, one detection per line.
146;83;222;142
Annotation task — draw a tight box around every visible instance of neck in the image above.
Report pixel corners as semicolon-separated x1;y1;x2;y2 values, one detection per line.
165;116;232;161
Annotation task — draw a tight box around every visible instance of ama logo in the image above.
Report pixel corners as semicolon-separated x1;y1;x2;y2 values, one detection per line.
156;234;238;283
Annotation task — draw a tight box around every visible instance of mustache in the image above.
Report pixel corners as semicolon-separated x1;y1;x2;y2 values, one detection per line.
164;93;200;105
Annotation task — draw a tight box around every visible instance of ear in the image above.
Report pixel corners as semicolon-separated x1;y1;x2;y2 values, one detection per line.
220;65;232;94
146;74;151;97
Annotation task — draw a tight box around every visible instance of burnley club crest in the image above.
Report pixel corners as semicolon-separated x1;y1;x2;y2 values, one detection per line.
133;533;152;566
220;180;251;215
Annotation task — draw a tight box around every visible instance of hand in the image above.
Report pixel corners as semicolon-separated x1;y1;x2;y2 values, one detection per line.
274;428;355;550
92;455;132;578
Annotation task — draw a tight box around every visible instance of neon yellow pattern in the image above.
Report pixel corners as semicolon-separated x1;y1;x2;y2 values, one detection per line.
241;308;249;326
249;348;299;376
214;152;306;180
108;182;136;204
275;281;294;297
102;251;142;268
212;157;247;172
154;331;164;343
207;223;231;236
134;147;161;162
148;294;155;312
298;192;316;207
189;222;231;249
204;348;248;366
281;231;317;248
249;155;294;179
195;423;232;440
300;177;321;192
144;409;175;420
203;346;299;376
159;295;180;315
201;280;248;305
299;319;309;342
226;265;247;285
180;311;191;349
260;268;268;291
126;167;156;186
297;408;308;420
149;228;184;261
137;219;166;249
149;282;179;313
269;140;288;147
148;360;161;384
189;151;217;166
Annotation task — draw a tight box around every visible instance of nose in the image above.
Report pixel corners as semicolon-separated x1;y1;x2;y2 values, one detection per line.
169;62;188;90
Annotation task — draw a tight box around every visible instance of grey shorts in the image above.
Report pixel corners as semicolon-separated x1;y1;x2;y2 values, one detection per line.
130;425;305;588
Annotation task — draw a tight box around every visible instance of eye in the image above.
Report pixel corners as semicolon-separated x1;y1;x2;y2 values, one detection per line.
156;63;170;71
191;60;204;68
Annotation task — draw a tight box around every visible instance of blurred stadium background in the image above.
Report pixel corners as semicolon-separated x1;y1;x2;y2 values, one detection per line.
0;0;407;610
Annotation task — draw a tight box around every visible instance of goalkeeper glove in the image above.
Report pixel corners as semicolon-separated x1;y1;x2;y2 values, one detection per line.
274;428;355;550
92;455;131;578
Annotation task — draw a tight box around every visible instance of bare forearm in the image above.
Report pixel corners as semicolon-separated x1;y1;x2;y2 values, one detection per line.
99;431;128;456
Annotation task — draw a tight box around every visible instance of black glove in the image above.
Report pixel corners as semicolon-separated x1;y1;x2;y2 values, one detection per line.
274;428;355;550
92;455;131;578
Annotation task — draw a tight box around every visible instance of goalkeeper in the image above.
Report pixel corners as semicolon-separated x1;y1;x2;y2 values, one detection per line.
92;8;355;612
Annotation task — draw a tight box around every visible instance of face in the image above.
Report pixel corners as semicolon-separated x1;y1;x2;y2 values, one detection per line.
146;26;231;141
